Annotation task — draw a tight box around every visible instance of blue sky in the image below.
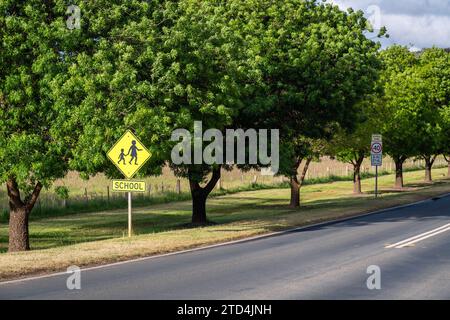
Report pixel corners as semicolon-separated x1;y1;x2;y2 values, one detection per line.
329;0;450;50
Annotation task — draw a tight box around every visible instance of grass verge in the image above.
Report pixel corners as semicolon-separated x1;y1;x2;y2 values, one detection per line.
0;167;449;281
2;163;447;223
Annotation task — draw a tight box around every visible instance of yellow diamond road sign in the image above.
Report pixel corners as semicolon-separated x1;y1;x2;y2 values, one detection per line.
107;130;151;179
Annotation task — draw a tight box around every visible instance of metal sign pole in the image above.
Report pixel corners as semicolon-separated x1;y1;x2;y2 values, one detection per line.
128;192;132;237
375;166;378;198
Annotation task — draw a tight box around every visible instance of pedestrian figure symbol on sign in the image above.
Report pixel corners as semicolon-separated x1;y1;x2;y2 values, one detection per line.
127;140;143;165
118;149;126;165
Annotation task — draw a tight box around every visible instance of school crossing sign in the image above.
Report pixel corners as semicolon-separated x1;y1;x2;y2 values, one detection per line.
107;130;151;179
107;130;151;237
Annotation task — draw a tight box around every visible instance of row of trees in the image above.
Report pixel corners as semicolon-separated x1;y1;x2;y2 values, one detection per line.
329;46;450;196
0;0;448;252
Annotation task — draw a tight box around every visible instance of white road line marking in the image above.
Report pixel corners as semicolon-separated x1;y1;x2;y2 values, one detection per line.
396;226;450;248
385;223;450;248
386;223;450;249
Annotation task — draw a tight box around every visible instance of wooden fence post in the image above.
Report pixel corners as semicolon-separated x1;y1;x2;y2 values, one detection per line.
176;179;181;194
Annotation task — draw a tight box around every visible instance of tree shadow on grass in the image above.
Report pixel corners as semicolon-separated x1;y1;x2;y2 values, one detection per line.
2;179;449;253
0;212;195;252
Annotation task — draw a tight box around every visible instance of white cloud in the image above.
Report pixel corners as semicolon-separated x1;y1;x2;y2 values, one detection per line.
328;0;450;49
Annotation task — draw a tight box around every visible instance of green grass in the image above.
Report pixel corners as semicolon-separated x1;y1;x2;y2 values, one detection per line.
1;166;448;253
1;167;449;279
1;163;446;223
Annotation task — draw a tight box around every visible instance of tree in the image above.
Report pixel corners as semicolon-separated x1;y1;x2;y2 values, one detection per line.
277;137;325;207
327;106;374;194
414;48;450;182
240;1;382;207
128;1;251;224
440;48;450;177
50;0;173;184
0;0;74;251
372;46;418;189
441;105;450;177
52;0;250;225
376;47;450;186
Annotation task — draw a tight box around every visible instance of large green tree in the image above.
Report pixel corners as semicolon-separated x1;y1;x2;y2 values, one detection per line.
53;0;250;224
327;104;375;194
278;137;325;207
442;104;450;177
239;1;382;207
51;0;174;182
372;46;418;189
441;48;450;177
375;47;450;186
0;0;74;251
413;48;450;182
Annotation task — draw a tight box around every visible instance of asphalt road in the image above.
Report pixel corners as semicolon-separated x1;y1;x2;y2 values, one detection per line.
1;194;450;300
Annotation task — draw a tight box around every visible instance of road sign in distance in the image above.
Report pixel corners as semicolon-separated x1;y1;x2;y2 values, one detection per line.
371;134;383;166
371;142;382;154
371;154;383;166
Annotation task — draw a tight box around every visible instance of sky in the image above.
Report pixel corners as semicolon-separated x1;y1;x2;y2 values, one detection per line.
329;0;450;50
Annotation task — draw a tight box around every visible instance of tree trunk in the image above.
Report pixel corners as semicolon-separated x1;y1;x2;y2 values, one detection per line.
444;155;450;178
8;206;31;252
189;167;221;224
289;157;312;208
353;164;362;194
7;178;42;252
394;157;405;189
445;155;450;177
191;192;207;224
423;155;436;183
289;175;300;208
352;153;365;195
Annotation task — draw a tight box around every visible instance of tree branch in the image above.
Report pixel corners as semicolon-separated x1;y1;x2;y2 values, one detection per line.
299;157;312;187
25;182;43;211
293;157;303;180
431;154;438;166
6;178;24;209
204;166;221;195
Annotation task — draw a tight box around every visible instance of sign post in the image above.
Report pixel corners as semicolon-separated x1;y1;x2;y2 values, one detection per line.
107;130;151;237
371;134;383;198
128;192;132;237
